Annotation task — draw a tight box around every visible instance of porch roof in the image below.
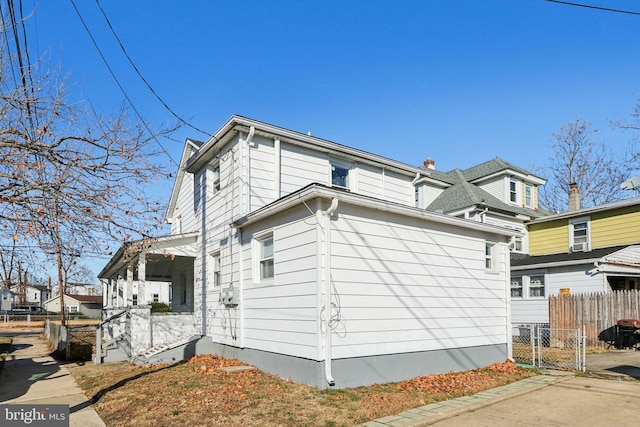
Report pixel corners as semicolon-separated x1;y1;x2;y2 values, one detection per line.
98;232;199;279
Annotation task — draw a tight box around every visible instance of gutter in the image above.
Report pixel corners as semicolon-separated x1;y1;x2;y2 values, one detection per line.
323;198;339;387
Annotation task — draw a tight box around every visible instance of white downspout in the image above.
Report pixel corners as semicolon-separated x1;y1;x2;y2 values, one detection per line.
324;198;339;386
240;126;255;217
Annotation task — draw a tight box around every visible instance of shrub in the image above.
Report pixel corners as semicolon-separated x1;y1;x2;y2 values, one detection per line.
150;302;171;313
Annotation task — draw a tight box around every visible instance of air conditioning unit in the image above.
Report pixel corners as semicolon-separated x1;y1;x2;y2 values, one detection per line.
572;242;587;252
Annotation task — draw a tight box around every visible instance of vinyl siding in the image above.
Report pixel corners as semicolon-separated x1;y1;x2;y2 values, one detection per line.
590;207;640;248
528;221;570;256
280;144;327;196
528;205;640;256
170;172;198;234
510;266;608;323
240;204;320;360
328;204;509;358
249;135;276;211
476;175;505;203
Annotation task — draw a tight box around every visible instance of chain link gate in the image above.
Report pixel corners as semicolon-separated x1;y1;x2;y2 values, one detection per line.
512;323;586;371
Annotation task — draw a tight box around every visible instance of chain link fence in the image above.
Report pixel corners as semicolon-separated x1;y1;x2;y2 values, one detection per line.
512;323;586;371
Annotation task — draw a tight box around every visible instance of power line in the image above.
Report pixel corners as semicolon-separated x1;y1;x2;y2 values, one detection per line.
545;0;640;16
94;0;212;138
68;0;180;167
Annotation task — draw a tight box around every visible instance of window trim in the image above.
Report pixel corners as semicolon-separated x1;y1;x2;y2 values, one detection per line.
509;180;518;204
485;241;497;272
569;216;590;252
510;276;523;299
254;231;274;283
210;251;221;288
207;161;221;196
528;274;546;298
524;184;533;208
330;160;352;190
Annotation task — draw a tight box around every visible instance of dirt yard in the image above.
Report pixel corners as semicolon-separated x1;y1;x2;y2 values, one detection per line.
67;356;535;427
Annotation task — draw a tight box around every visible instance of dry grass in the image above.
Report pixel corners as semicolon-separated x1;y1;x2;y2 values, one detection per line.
68;356;535;427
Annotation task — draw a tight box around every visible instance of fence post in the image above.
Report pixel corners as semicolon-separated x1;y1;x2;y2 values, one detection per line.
95;324;102;365
582;324;587;372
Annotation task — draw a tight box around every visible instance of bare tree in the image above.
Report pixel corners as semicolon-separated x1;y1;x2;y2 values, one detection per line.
0;5;178;320
612;97;640;175
538;118;629;214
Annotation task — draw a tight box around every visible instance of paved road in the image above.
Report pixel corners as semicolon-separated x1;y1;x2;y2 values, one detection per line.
0;328;105;427
429;375;640;427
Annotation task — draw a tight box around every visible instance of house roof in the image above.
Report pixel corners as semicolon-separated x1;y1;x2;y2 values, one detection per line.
45;294;103;305
233;183;522;240
460;157;545;183
66;294;103;303
98;231;199;279
528;196;640;224
424;159;547;219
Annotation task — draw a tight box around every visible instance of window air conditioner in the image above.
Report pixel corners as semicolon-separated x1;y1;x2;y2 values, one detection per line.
572;242;586;252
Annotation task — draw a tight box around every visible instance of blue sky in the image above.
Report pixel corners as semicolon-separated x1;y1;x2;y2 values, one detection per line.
21;0;640;279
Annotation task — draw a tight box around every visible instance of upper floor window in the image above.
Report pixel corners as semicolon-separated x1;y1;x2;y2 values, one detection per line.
485;242;496;271
207;162;221;196
524;184;533;208
569;217;590;252
509;180;517;203
331;162;350;189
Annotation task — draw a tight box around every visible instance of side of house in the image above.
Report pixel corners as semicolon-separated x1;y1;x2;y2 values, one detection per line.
99;116;540;387
511;197;640;323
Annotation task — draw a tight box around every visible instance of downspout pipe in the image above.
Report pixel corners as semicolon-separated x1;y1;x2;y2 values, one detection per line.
324;198;339;387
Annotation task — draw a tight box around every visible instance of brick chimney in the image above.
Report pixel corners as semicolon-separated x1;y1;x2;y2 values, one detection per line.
423;158;435;170
568;182;580;212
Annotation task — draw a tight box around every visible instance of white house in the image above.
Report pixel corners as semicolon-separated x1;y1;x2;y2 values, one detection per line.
44;294;103;318
9;284;51;308
0;288;15;311
99;116;524;388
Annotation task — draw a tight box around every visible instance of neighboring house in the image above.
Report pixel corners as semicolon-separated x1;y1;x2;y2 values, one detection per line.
51;282;102;297
511;196;640;324
99;115;530;388
0;288;15;311
9;284;51;308
45;294;103;318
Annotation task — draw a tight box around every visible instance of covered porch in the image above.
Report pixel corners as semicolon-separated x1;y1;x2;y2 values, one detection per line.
98;232;198;312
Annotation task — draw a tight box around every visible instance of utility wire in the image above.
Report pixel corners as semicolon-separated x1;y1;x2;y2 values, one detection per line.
545;0;640;16
68;0;179;167
94;0;211;137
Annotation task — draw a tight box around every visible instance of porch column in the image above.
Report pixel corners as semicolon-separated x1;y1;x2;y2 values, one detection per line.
138;253;146;305
126;264;133;307
116;276;124;308
101;280;107;308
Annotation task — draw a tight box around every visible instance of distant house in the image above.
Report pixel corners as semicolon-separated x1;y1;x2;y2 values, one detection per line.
511;196;640;324
0;289;15;312
45;294;103;318
98;116;539;388
9;284;51;308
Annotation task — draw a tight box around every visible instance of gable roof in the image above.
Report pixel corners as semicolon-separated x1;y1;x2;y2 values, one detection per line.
461;157;544;183
528;196;640;224
424;159;547;219
511;245;629;269
165;138;205;223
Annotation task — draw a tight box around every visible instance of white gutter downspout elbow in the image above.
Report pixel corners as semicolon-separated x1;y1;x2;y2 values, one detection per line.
324;197;338;387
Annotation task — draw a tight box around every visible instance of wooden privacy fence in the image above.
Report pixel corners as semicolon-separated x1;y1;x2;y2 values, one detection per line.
549;290;640;349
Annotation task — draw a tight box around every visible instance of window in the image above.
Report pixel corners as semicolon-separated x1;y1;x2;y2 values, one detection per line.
513;236;523;252
569;217;590;252
485;242;496;271
529;275;545;297
207;162;221;195
132;294;138;306
331;163;350;189
152;293;159;303
524;184;533;208
258;235;274;281
414;187;419;208
509;180;517;203
210;252;221;287
511;277;523;298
